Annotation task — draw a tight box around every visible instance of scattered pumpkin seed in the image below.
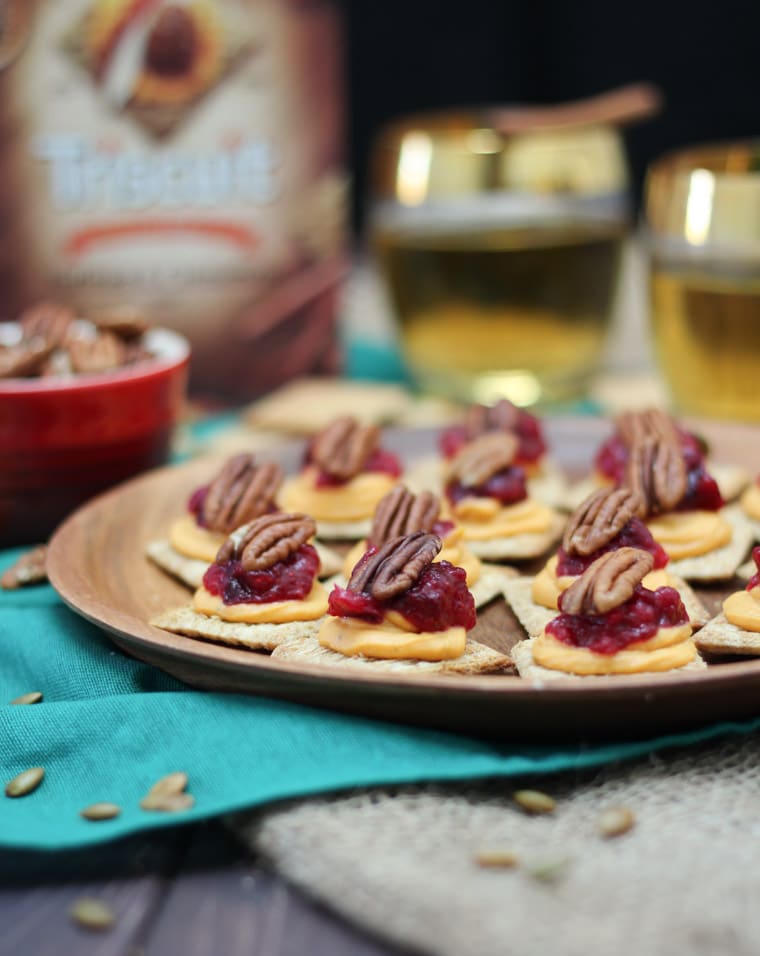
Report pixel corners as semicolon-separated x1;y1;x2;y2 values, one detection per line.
5;766;44;798
10;691;43;705
140;792;195;813
80;802;122;821
145;771;188;798
526;857;570;883
513;789;556;815
70;897;116;931
598;806;636;838
475;848;520;869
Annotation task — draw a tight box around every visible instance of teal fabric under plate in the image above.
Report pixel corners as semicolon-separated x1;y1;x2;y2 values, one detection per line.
2;546;760;852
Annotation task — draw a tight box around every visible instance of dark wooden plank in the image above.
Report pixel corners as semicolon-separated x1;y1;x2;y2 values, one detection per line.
0;828;188;956
142;823;408;956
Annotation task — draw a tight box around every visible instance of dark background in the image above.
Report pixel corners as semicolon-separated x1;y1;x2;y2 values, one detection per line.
341;0;759;232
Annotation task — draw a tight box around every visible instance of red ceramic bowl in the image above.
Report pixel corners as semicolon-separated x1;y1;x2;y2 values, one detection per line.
0;328;189;546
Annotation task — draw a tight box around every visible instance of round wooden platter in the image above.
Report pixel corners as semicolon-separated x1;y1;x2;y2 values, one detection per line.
48;417;760;742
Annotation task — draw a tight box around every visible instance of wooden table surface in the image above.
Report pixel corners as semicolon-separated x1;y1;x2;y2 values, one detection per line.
1;820;404;956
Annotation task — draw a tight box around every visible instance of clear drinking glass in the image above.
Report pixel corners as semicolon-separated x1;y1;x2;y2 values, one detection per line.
370;99;638;407
647;141;760;420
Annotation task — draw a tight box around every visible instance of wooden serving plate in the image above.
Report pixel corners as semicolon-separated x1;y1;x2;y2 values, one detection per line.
48;418;760;742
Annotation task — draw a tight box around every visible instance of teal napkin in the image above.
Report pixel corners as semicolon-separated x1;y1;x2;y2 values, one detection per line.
2;546;759;852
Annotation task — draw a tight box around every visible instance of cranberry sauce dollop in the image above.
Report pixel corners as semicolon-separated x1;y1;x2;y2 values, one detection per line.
188;485;209;527
594;429;722;511
328;560;476;633
304;444;403;489
445;465;527;508
548;584;688;655
202;544;320;606
556;518;669;577
439;412;546;465
746;545;760;591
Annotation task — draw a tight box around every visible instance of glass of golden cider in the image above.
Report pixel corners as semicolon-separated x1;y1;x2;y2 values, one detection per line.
647;142;760;420
370;86;658;406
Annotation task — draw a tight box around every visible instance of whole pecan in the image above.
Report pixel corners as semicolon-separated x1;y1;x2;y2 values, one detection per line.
91;305;149;340
562;487;642;556
201;455;283;534
215;512;316;571
311;416;380;480
616;408;679;449
449;432;518;487
560;547;654;616
625;437;687;516
19;302;74;348
67;332;126;374
348;531;441;601
368;486;440;547
465;399;520;438
0;341;55;378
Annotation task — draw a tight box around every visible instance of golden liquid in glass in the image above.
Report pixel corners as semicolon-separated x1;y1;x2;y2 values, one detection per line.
651;264;760;420
374;223;623;405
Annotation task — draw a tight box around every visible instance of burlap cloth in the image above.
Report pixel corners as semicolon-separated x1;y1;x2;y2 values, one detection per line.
235;731;760;956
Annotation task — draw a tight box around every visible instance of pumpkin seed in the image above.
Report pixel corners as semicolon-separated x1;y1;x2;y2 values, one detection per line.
10;691;43;705
70;897;115;931
146;771;188;797
527;856;570;883
5;766;44;797
513;789;556;814
140;792;195;813
474;848;519;869
80;802;121;821
598;806;635;838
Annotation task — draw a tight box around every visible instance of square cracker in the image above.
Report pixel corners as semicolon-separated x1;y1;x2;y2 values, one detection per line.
146;539;344;590
666;506;753;582
466;512;565;562
694;611;760;657
503;573;710;641
511;638;706;681
271;635;512;675
151;606;322;651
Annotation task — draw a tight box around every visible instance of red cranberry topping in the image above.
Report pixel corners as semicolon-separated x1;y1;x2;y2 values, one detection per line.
202;543;319;605
595;429;704;482
328;560;476;632
747;545;760;591
307;447;402;488
445;467;527;507
676;465;724;512
440;413;546;465
188;485;209;528
557;518;669;576
432;518;456;539
548;584;688;655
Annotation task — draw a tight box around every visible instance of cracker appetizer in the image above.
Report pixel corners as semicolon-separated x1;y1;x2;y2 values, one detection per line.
566;408;748;509
439;432;564;561
504;486;708;639
273;531;511;675
342;485;515;609
152;513;329;651
696;547;760;657
146;452;341;587
739;476;760;540
279;416;402;540
512;548;704;679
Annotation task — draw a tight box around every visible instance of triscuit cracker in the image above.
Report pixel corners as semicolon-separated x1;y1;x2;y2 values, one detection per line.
146;539;344;589
466;512;565;562
666;506;753;582
511;638;706;681
503;573;710;640
244;377;412;435
470;564;518;609
151;606;322;651
710;462;751;503
271;635;512;675
562;476;600;513
315;517;372;541
694;612;760;657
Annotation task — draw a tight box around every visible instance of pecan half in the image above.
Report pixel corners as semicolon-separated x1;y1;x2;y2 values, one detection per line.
201;455;283;534
19;302;74;348
465;399;520;438
0;341;55;378
625;437;687;516
91;305;150;340
215;513;316;571
560;547;654;616
348;531;441;601
67;332;126;374
616;408;679;449
311;416;380;480
449;432;518;487
368;486;440;547
562;487;642;556
0;545;48;590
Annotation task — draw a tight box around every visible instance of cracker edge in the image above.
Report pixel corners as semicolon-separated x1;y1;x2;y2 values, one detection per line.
694;611;760;657
150;606;323;651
